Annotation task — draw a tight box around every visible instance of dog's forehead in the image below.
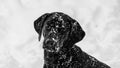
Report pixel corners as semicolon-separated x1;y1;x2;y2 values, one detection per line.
45;13;71;28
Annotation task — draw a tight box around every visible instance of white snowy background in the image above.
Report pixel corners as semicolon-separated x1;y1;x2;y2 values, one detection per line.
0;0;119;68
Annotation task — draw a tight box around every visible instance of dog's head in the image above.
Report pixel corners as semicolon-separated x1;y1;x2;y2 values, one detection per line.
34;12;85;52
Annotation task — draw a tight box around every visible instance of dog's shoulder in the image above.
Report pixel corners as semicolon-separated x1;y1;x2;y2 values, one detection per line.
69;45;84;59
71;45;83;54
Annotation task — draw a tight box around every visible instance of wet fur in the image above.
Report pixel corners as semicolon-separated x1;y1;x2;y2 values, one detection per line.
34;12;110;68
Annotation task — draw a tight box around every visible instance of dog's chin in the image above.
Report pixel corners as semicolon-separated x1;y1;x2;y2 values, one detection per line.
43;46;60;53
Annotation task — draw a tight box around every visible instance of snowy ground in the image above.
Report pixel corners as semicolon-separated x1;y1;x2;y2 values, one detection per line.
0;0;119;68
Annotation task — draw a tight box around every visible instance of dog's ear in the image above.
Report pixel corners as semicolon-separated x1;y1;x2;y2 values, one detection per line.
34;13;50;41
70;20;85;43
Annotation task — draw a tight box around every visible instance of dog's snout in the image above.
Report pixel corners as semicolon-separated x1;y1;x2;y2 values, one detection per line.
43;38;58;52
45;39;55;46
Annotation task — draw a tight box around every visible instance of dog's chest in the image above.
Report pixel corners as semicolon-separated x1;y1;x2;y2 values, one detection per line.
44;50;74;67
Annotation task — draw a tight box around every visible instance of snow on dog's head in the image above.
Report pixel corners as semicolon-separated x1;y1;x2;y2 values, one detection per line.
34;12;85;52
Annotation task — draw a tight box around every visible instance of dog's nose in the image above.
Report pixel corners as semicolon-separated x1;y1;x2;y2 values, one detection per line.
45;39;54;46
43;39;57;52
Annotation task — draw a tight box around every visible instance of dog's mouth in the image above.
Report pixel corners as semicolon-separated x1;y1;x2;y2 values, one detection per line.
43;38;60;52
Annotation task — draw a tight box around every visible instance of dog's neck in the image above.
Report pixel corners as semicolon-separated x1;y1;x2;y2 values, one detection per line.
44;46;73;66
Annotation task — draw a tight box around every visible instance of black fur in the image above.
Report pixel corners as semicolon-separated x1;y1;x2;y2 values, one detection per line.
34;12;110;68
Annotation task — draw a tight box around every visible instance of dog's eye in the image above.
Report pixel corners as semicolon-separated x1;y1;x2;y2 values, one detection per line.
46;25;51;30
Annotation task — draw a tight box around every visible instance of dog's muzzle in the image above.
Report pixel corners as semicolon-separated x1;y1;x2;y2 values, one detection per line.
43;32;62;52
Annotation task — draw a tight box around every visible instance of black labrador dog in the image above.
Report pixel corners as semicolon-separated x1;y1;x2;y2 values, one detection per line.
34;12;111;68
